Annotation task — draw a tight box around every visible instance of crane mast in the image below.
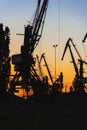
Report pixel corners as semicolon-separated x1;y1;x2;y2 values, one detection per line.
10;0;49;95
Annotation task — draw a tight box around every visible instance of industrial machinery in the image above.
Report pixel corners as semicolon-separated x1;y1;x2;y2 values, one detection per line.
10;0;49;97
40;53;54;85
61;38;87;93
36;53;64;93
36;53;53;94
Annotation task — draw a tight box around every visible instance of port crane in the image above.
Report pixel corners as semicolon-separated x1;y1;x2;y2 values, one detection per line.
38;53;64;93
61;38;79;78
10;0;49;96
40;53;54;85
61;38;87;92
36;53;53;84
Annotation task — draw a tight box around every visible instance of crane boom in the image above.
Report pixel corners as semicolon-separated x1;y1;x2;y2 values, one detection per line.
22;0;49;57
82;33;87;43
31;0;48;52
61;38;71;60
61;38;82;60
70;39;82;60
32;0;41;28
70;38;87;77
61;38;79;77
40;53;54;84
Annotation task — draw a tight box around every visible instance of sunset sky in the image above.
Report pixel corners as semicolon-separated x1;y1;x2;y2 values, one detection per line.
0;0;87;87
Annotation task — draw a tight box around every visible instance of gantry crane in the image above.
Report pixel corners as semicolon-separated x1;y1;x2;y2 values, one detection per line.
61;38;87;92
10;0;49;96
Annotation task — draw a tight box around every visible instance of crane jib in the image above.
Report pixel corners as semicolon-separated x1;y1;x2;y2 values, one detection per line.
22;0;49;55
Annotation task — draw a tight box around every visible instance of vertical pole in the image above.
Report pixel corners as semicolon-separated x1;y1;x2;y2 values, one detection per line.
55;46;56;81
53;44;58;81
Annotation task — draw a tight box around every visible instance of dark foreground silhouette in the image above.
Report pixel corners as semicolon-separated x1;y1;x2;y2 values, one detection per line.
0;92;87;130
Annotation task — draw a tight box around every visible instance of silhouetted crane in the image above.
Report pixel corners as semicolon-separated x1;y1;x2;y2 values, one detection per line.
61;38;79;78
40;53;54;85
10;0;49;96
61;38;87;93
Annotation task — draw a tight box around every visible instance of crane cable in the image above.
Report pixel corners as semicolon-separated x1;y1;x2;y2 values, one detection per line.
58;0;62;74
82;43;87;60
